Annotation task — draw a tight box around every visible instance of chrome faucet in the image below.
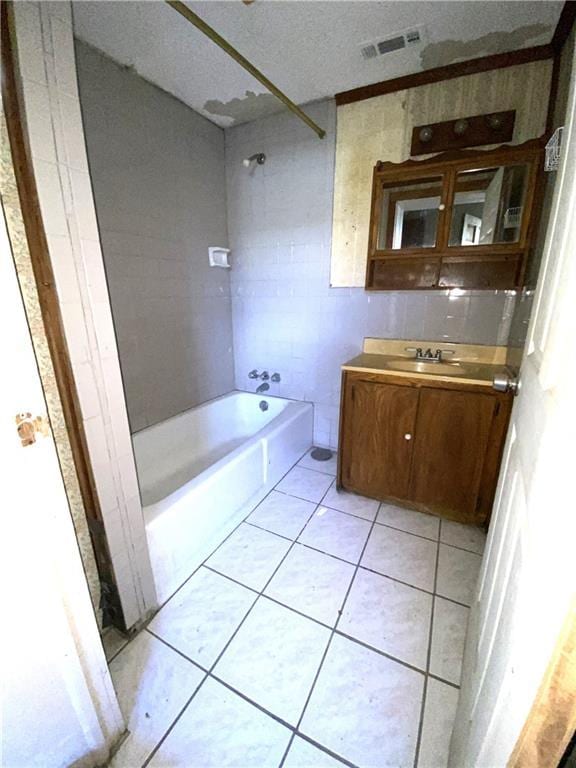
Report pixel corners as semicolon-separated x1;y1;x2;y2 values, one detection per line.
405;346;455;363
256;382;270;393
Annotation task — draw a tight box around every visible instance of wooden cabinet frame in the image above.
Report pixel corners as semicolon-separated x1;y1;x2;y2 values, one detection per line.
337;370;513;526
366;139;545;291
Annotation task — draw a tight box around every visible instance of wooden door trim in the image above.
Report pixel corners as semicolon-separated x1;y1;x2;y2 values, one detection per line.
1;2;123;625
508;600;576;768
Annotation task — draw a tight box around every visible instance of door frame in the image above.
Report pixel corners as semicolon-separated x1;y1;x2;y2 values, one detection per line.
2;0;132;629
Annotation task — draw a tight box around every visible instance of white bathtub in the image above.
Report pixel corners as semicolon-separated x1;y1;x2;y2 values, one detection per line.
133;392;313;603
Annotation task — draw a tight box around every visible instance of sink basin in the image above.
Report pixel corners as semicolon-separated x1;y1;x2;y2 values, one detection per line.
387;359;466;376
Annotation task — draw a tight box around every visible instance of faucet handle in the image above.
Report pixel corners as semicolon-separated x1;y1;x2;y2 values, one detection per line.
248;369;259;379
260;371;270;381
271;373;281;382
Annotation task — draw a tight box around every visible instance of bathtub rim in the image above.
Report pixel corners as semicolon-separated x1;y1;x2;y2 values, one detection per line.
139;394;313;518
131;389;314;440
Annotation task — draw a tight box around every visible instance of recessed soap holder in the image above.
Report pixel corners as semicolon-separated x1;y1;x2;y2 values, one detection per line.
208;246;231;268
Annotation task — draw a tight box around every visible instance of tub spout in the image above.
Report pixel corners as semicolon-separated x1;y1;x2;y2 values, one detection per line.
256;382;270;393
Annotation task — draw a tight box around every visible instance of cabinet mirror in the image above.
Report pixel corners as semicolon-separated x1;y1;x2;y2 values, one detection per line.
448;164;529;247
377;175;444;250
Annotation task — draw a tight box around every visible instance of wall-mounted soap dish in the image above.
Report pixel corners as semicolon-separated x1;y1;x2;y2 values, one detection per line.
208;247;231;268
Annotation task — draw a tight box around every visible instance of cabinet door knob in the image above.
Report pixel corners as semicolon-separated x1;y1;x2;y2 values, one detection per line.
438;203;446;211
404;433;412;440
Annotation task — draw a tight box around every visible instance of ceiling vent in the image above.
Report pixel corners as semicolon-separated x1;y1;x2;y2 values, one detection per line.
360;27;425;61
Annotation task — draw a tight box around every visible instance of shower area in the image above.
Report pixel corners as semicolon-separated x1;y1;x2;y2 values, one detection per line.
76;42;312;604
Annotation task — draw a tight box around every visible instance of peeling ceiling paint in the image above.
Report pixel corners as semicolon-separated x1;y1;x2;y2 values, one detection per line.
420;23;553;69
204;90;279;123
72;1;563;128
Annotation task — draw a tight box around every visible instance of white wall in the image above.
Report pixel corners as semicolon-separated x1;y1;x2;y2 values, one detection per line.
225;101;515;447
12;0;156;629
75;42;235;433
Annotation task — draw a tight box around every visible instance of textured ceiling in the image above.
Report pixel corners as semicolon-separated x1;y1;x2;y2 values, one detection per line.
72;1;562;128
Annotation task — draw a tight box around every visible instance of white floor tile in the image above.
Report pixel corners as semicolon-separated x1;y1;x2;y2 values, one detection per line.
322;484;380;521
440;519;486;554
339;568;433;670
436;545;482;606
417;678;459;768
101;626;128;661
214;598;330;725
276;466;333;503
430;597;469;685
298;507;371;564
206;523;291;591
283;737;347;767
298;449;338;476
148;678;291;768
265;543;355;626
377;503;440;541
109;632;204;768
361;525;437;591
300;634;424;768
246;491;316;539
148;567;256;668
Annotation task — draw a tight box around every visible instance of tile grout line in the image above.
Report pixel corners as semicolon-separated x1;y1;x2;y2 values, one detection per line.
139;452;327;768
412;518;443;768
278;500;383;768
115;449;469;767
110;445;319;666
117;447;315;765
147;627;360;768
199;563;457;685
242;519;473;610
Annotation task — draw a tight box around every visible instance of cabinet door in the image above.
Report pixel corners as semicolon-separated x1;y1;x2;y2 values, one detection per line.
410;388;496;522
342;379;419;500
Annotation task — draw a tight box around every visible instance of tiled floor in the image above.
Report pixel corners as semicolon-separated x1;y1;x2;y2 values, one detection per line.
107;448;486;768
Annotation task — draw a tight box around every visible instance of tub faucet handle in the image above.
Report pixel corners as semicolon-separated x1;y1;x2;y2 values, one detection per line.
260;371;270;381
271;373;281;382
248;370;259;379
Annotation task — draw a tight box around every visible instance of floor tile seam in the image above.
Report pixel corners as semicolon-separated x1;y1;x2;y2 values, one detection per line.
140;670;211;768
297;460;337;477
154;548;470;645
373;518;440;542
109;449;318;765
244;519;298;543
318;503;380;525
146;584;459;689
274;488;331;505
108;511;252;665
202;500;322;685
412;528;442;768
286;511;380;764
209;673;361;768
438;539;485;556
428;672;461;690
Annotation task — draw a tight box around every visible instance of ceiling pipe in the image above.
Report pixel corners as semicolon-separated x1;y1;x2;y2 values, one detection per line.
165;0;326;139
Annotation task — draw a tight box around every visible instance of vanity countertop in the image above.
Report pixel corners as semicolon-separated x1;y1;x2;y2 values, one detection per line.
342;338;513;388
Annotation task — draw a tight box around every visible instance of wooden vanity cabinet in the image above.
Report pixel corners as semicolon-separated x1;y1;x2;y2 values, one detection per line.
338;371;513;526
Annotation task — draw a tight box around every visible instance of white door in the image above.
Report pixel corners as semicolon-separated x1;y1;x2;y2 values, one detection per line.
0;202;124;767
449;49;576;766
